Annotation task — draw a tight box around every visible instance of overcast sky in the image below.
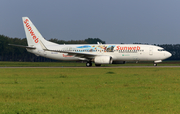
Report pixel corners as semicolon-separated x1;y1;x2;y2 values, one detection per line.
1;0;180;44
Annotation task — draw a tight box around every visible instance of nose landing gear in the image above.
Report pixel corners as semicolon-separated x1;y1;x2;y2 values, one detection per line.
153;60;162;66
154;63;157;66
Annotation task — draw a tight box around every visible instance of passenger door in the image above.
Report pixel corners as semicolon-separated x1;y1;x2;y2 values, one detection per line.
149;47;153;55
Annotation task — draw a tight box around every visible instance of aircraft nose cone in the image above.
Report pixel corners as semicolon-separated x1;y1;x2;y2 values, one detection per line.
165;51;172;58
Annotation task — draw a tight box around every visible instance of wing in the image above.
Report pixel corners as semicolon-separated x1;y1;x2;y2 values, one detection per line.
39;41;98;59
45;49;97;59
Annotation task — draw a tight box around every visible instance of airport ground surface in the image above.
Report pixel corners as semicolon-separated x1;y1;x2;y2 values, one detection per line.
0;60;180;67
1;61;180;113
1;66;180;68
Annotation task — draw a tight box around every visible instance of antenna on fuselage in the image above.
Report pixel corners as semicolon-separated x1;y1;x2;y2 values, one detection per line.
97;42;102;45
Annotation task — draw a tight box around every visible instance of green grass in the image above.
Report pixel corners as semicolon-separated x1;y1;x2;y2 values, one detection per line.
0;61;85;67
0;67;180;113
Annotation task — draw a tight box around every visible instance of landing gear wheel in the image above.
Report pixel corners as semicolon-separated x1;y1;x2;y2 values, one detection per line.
86;62;92;67
95;64;101;67
154;63;157;66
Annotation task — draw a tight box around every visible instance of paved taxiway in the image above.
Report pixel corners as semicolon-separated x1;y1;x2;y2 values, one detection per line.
0;66;180;68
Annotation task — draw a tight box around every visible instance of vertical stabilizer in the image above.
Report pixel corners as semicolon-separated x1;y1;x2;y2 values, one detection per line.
22;17;60;50
22;17;44;49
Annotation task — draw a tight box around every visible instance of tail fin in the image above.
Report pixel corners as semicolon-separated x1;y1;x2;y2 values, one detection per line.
22;17;58;50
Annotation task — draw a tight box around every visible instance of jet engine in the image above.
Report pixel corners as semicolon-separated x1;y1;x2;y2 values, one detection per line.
94;56;113;64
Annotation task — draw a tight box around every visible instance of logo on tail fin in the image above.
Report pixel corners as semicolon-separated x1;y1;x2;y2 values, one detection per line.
24;19;39;43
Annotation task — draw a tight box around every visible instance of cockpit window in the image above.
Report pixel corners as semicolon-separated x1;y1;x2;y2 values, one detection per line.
158;49;165;51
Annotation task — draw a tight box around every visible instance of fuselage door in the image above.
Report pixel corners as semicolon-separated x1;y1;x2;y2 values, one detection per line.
149;47;153;55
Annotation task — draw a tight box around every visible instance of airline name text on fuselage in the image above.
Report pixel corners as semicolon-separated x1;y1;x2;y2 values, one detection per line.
116;46;140;50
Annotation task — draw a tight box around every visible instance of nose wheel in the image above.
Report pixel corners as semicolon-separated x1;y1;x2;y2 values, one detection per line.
86;61;92;67
154;63;157;66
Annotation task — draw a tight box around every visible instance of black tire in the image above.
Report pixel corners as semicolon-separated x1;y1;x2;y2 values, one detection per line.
86;62;92;67
154;63;157;66
95;64;101;67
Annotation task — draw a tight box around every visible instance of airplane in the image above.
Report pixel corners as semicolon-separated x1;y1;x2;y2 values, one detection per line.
9;17;172;67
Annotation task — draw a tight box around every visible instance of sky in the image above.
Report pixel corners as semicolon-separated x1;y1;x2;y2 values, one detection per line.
1;0;180;44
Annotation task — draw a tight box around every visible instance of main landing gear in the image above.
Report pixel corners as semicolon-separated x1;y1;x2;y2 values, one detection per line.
86;61;101;67
86;61;92;67
95;64;101;67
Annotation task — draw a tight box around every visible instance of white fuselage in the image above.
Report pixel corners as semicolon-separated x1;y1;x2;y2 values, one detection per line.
27;44;172;62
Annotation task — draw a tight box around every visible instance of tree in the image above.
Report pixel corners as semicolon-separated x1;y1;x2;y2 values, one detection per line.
0;35;106;61
85;38;106;44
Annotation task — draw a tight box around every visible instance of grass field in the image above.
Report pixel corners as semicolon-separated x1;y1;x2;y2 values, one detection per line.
1;67;180;113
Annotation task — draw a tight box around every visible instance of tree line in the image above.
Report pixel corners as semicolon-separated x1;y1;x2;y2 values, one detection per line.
0;34;179;62
0;35;105;61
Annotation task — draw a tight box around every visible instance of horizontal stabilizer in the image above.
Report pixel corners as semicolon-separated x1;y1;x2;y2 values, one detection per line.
8;44;36;49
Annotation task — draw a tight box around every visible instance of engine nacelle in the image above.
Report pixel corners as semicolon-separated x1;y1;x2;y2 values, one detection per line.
112;61;126;64
94;56;113;64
